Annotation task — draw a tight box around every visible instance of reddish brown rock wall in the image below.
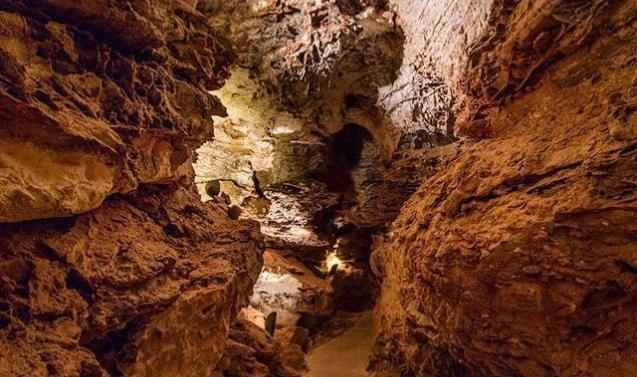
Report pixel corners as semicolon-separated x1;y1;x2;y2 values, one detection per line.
0;1;263;376
0;185;263;377
373;1;637;376
0;0;233;222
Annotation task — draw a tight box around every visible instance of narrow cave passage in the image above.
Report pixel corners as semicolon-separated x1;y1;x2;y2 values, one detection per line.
194;79;384;375
3;1;633;377
188;5;408;374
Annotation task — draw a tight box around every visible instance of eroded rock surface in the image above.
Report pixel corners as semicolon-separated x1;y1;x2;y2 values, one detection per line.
0;185;263;377
373;1;637;376
0;1;265;376
0;0;233;222
213;319;302;377
248;250;333;328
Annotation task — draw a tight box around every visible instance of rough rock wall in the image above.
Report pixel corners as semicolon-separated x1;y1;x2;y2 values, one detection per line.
376;0;487;147
213;319;301;377
194;0;435;247
0;186;263;377
373;1;637;376
203;0;403;140
0;1;264;376
0;0;232;222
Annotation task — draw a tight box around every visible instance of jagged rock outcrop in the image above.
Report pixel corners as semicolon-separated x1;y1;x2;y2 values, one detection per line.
213;319;301;377
0;0;233;222
372;1;637;376
194;68;325;206
0;1;264;376
203;0;402;136
194;0;420;237
0;185;263;377
350;144;459;228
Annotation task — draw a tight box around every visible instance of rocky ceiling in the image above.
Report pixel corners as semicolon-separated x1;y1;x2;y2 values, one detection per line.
1;0;636;377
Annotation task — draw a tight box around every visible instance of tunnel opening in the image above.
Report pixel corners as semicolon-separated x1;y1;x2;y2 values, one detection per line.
187;3;407;376
325;123;374;193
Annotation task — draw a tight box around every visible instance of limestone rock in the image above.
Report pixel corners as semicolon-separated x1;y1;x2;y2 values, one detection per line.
0;184;263;377
372;1;637;376
249;250;333;328
0;0;234;222
213;319;301;377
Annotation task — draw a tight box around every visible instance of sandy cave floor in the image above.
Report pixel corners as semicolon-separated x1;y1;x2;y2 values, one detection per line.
305;312;374;377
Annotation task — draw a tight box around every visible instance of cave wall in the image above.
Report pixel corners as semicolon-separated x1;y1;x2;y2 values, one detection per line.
0;186;263;377
0;1;264;376
372;1;637;376
0;0;232;222
195;0;442;243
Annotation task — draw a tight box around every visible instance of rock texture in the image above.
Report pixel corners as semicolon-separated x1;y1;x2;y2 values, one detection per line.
213;319;301;377
248;250;333;328
0;185;263;377
192;4;426;352
194;0;422;235
373;1;637;376
0;0;233;222
203;0;403;137
0;1;264;377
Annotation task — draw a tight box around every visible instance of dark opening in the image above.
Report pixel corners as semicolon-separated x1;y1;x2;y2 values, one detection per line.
345;93;370;109
326;123;374;192
325;123;373;193
205;180;221;197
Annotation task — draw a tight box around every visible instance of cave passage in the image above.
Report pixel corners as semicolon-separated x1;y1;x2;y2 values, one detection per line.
210;116;381;375
326;123;374;192
191;60;384;375
2;1;632;377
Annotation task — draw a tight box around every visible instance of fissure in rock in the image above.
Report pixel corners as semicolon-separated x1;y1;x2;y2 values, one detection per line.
1;1;636;377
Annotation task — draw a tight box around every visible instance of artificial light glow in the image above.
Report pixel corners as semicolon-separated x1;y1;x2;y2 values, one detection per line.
324;251;343;272
252;0;273;12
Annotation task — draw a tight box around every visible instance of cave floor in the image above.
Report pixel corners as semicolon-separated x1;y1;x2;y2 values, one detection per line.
305;312;373;377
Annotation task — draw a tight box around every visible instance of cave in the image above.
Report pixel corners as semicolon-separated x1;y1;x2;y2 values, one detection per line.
1;1;637;377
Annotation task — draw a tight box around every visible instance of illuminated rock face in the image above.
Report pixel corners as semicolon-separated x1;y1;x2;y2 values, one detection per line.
204;0;403;135
372;1;637;376
194;68;325;207
248;251;333;328
194;0;434;240
0;0;233;223
2;1;635;376
0;1;263;377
